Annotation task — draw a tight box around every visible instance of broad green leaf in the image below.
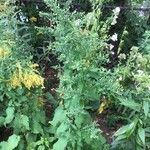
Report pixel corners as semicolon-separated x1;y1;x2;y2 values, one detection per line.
114;124;131;136
21;115;30;130
14;114;29;131
0;134;20;150
31;120;43;134
4;107;15;124
56;122;68;135
53;138;68;150
114;120;137;137
114;134;127;142
50;106;66;126
143;101;149;118
138;128;145;145
119;98;141;112
34;111;46;124
0;141;7;150
7;134;20;150
37;145;45;150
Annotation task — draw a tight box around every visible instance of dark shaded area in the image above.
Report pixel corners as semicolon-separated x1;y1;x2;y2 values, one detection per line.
0;127;13;142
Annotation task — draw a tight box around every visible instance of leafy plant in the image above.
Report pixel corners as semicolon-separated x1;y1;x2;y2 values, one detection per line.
0;1;52;149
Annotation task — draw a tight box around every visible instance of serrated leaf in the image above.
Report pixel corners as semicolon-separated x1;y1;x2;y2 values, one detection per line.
14;114;29;131
21;115;29;130
4;107;15;124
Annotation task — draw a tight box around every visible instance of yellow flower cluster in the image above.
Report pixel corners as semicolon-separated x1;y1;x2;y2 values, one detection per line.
0;47;10;58
10;72;21;88
10;68;44;89
23;72;44;89
29;16;37;22
0;3;7;12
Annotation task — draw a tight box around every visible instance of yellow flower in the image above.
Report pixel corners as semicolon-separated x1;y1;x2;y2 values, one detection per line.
0;3;7;12
10;72;21;88
0;47;10;58
30;63;39;68
98;100;109;114
10;66;44;89
22;72;44;89
29;16;37;22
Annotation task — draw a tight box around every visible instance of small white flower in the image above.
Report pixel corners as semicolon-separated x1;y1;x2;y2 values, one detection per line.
118;53;126;60
108;44;114;50
111;16;118;25
139;6;144;17
111;7;120;25
113;7;121;14
110;33;118;41
74;19;81;26
110;51;115;55
20;15;27;22
137;63;141;67
137;70;144;75
119;76;123;81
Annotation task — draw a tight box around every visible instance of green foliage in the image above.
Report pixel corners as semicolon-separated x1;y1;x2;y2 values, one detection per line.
0;134;20;150
42;0;150;150
43;0;116;149
0;0;150;150
112;38;150;150
0;2;52;149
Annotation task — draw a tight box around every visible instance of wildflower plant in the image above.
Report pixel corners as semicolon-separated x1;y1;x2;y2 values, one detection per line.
43;0;150;150
0;1;51;149
42;0;122;149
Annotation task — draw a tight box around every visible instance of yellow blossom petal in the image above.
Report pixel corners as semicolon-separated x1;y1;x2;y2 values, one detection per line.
29;16;37;22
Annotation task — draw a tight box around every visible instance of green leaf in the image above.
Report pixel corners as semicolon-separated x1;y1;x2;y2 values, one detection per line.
0;134;20;150
4;107;15;124
114;124;130;137
20;115;30;130
143;101;149;118
119;98;141;112
7;134;20;150
14;114;29;131
0;117;5;126
138;128;145;145
50;106;66;126
114;120;138;137
31;120;43;134
34;111;46;124
0;141;7;150
53;138;68;150
56;122;68;135
37;145;45;150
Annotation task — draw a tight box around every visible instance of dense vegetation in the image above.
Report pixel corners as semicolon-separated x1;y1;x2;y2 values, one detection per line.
0;0;150;150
